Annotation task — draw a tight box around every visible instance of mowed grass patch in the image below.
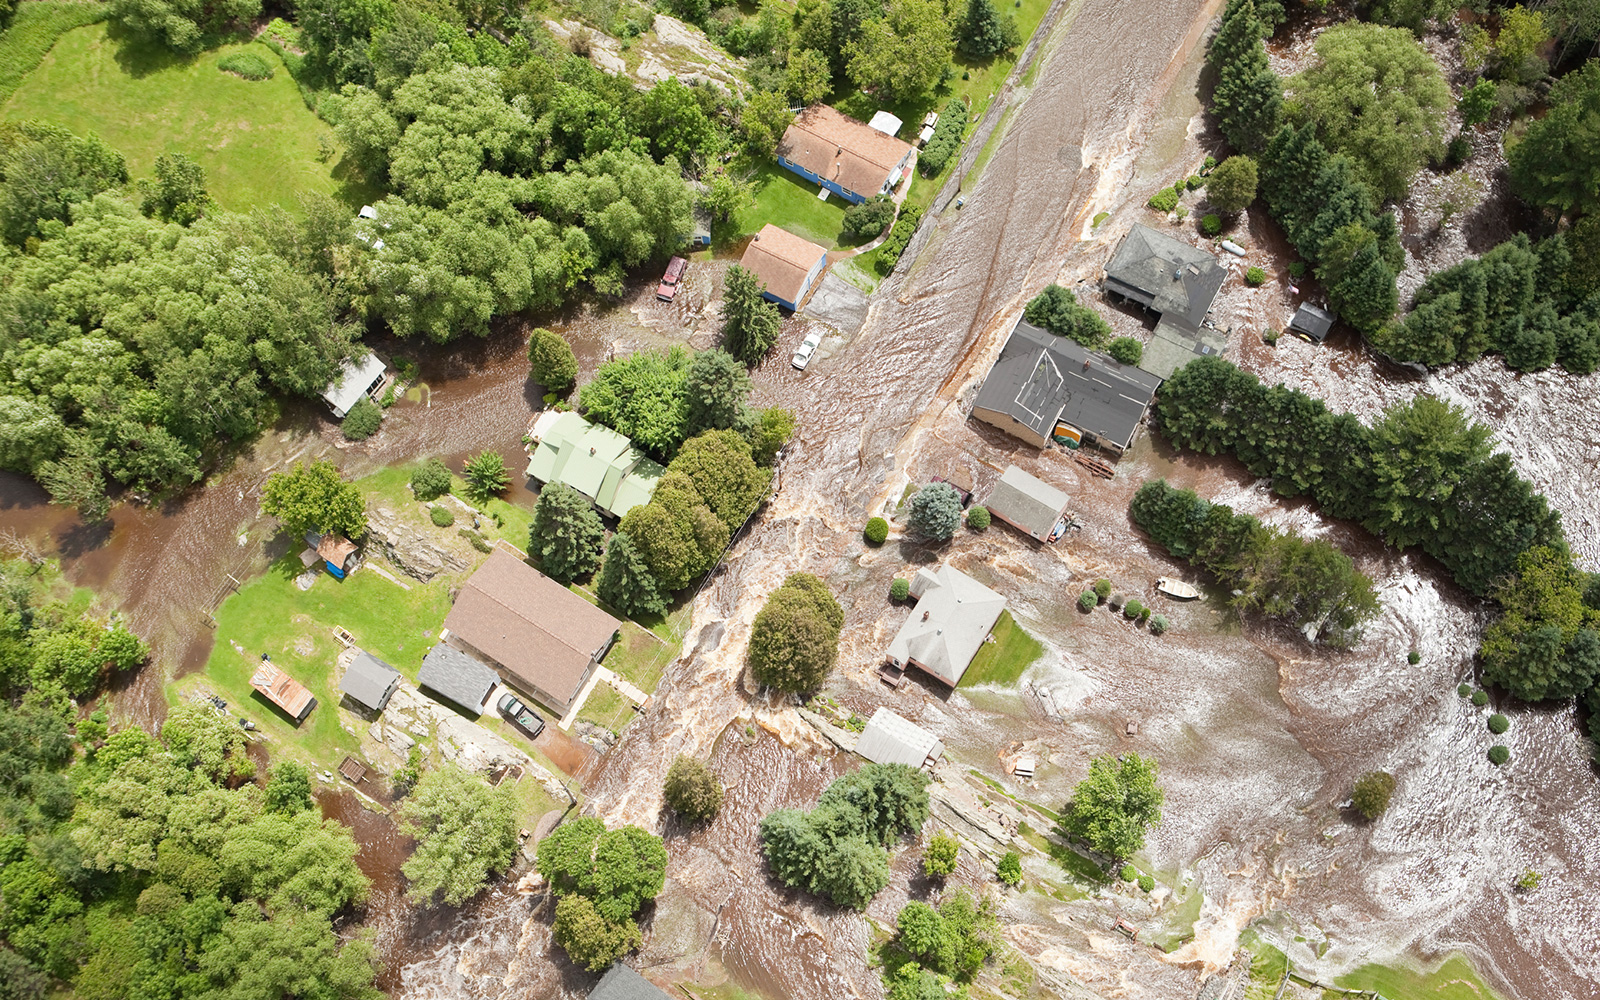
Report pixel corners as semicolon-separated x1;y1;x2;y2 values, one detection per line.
603;621;677;694
3;24;376;212
177;551;456;766
727;160;851;249
960;610;1043;687
578;681;635;736
0;0;106;105
1335;956;1505;1000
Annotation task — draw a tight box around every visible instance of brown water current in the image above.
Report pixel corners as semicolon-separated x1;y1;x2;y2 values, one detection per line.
7;0;1600;997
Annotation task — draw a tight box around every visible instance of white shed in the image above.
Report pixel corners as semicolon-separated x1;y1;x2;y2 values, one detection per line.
856;707;943;768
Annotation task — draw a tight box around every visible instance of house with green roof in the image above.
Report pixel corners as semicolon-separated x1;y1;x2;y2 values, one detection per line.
525;411;664;519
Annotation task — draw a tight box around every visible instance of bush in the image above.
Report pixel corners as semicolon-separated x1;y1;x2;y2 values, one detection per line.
996;851;1022;886
922;833;959;878
1515;868;1541;891
663;755;723;822
411;459;452;501
1077;591;1097;611
218;51;274;80
864;517;889;545
1408;650;1421;664
1457;683;1473;697
1123;599;1144;618
875;205;925;274
918;97;970;177
1263;329;1281;345
1185;174;1204;190
1445;134;1471;168
1108;337;1143;365
1149;614;1169;634
1093;579;1112;601
1148;187;1180;213
1471;690;1489;707
843;195;896;238
1138;606;1151;623
464;451;510;503
967;506;991;531
339;397;383;440
1200;213;1223;237
1245;266;1266;286
430;505;455;527
1488;744;1510;765
1351;770;1395;819
528;328;578;393
1487;713;1509;735
1137;875;1155;892
1119;864;1136;881
1287;261;1307;279
890;578;911;601
1107;593;1125;612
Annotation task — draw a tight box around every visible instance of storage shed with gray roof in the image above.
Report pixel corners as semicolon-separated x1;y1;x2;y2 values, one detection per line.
418;643;498;714
985;466;1070;543
588;963;672;1000
970;319;1161;453
886;565;1007;686
339;652;401;712
856;707;944;768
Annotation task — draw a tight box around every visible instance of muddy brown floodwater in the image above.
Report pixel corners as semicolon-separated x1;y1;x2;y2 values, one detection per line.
8;0;1600;998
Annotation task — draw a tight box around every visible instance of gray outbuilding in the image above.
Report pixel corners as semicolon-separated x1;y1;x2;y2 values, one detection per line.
338;652;401;712
418;643;498;715
855;707;944;769
589;962;673;1000
985;466;1070;543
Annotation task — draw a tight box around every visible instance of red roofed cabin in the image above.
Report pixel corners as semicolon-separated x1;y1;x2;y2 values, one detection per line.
739;225;828;311
250;658;316;723
776;105;915;204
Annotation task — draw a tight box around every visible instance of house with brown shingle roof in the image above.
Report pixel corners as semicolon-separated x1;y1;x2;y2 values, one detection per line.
441;548;621;714
739;225;829;311
776;104;915;204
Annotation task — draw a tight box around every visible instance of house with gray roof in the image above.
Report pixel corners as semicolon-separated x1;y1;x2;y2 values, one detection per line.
1102;225;1228;379
970;319;1161;453
856;707;944;768
886;565;1007;687
418;643;498;715
339;652;401;712
321;354;389;418
589;963;672;1000
985;466;1070;543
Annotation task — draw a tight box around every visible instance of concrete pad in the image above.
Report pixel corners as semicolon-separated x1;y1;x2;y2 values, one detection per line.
800;273;870;336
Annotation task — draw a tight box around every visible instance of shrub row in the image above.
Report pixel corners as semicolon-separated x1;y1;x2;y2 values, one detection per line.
918;97;970;177
875;205;925;275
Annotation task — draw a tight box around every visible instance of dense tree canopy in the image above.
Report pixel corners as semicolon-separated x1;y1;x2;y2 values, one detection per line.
1284;22;1451;199
1060;753;1163;861
1207;0;1282;152
1022;285;1112;347
1509;59;1600;218
580;347;692;456
0;122;126;246
747;572;845;692
399;765;519;906
261;460;368;540
108;0;262;54
537;817;666;969
847;0;953;102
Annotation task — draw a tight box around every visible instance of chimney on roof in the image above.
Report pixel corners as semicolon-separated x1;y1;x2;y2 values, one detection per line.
922;611;929;622
590;447;596;456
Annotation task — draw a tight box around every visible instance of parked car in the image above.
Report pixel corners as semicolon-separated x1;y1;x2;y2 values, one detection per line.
656;256;688;301
791;331;823;370
497;692;545;739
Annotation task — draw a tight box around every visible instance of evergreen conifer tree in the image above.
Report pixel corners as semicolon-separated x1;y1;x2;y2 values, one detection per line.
530;483;605;584
721;265;782;364
597;532;669;618
957;0;1020;59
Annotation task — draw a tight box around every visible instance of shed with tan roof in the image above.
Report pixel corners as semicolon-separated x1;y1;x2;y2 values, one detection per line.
250;659;316;723
776;105;916;204
441;548;622;714
739;225;828;311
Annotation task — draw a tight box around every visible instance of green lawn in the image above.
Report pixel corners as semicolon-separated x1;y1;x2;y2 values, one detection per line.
727;161;858;249
3;23;377;212
0;0;106;105
176;551;456;767
960;611;1044;687
578;682;635;736
1335;956;1505;1000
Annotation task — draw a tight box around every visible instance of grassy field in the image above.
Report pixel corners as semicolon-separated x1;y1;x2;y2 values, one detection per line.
2;23;376;212
728;161;857;249
578;682;636;736
175;551;456;766
1334;956;1505;1000
961;611;1044;687
0;0;105;105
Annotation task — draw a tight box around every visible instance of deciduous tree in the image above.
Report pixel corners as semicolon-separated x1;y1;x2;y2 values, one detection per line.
528;328;578;393
748;572;844;691
663;754;723;822
399;766;519;906
847;0;953;102
261;460;368;540
1205;155;1258;213
1060;753;1163;861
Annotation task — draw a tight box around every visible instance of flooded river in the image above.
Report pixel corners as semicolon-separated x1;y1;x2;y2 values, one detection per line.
6;0;1600;997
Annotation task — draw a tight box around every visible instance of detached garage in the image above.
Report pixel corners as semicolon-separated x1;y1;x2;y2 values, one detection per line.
856;707;944;769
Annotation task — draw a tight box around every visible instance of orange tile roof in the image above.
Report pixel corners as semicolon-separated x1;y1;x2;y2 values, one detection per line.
739;225;827;305
776;105;915;199
250;661;315;720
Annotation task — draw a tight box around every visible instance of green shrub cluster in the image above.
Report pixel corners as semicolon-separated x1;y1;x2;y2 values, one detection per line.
1131;479;1378;646
890;578;911;601
218;50;274;80
842;195;896;238
918;97;970;176
1137;875;1155;892
340;397;383;440
1408;649;1421;664
1108;336;1143;365
760;764;930;908
1077;591;1097;611
891;889;997;984
865;517;890;544
1471;689;1490;707
875;205;925;274
1024;284;1112;349
1123;599;1144;619
996;851;1022;886
1118;864;1137;881
1244;266;1266;286
1458;683;1473;698
430;505;455;527
922;833;959;878
1147;186;1181;213
1200;213;1223;236
410;459;452;501
966;505;990;531
1351;770;1395;820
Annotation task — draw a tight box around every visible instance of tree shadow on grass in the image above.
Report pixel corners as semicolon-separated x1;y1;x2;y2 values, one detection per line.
105;21;199;79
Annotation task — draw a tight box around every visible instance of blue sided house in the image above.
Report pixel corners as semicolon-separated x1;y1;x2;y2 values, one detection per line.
740;225;829;311
775;104;915;205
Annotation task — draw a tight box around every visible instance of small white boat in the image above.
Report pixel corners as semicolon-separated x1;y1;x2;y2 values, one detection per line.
1156;577;1199;600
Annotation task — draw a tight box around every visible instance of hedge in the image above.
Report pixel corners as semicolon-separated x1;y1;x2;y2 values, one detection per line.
875;205;925;275
918;97;970;177
218;51;274;80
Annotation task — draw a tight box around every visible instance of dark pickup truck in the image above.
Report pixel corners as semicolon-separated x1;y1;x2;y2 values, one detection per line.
496;692;546;740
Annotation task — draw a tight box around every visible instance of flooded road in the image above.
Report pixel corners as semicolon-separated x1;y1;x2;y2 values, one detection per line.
6;0;1600;998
